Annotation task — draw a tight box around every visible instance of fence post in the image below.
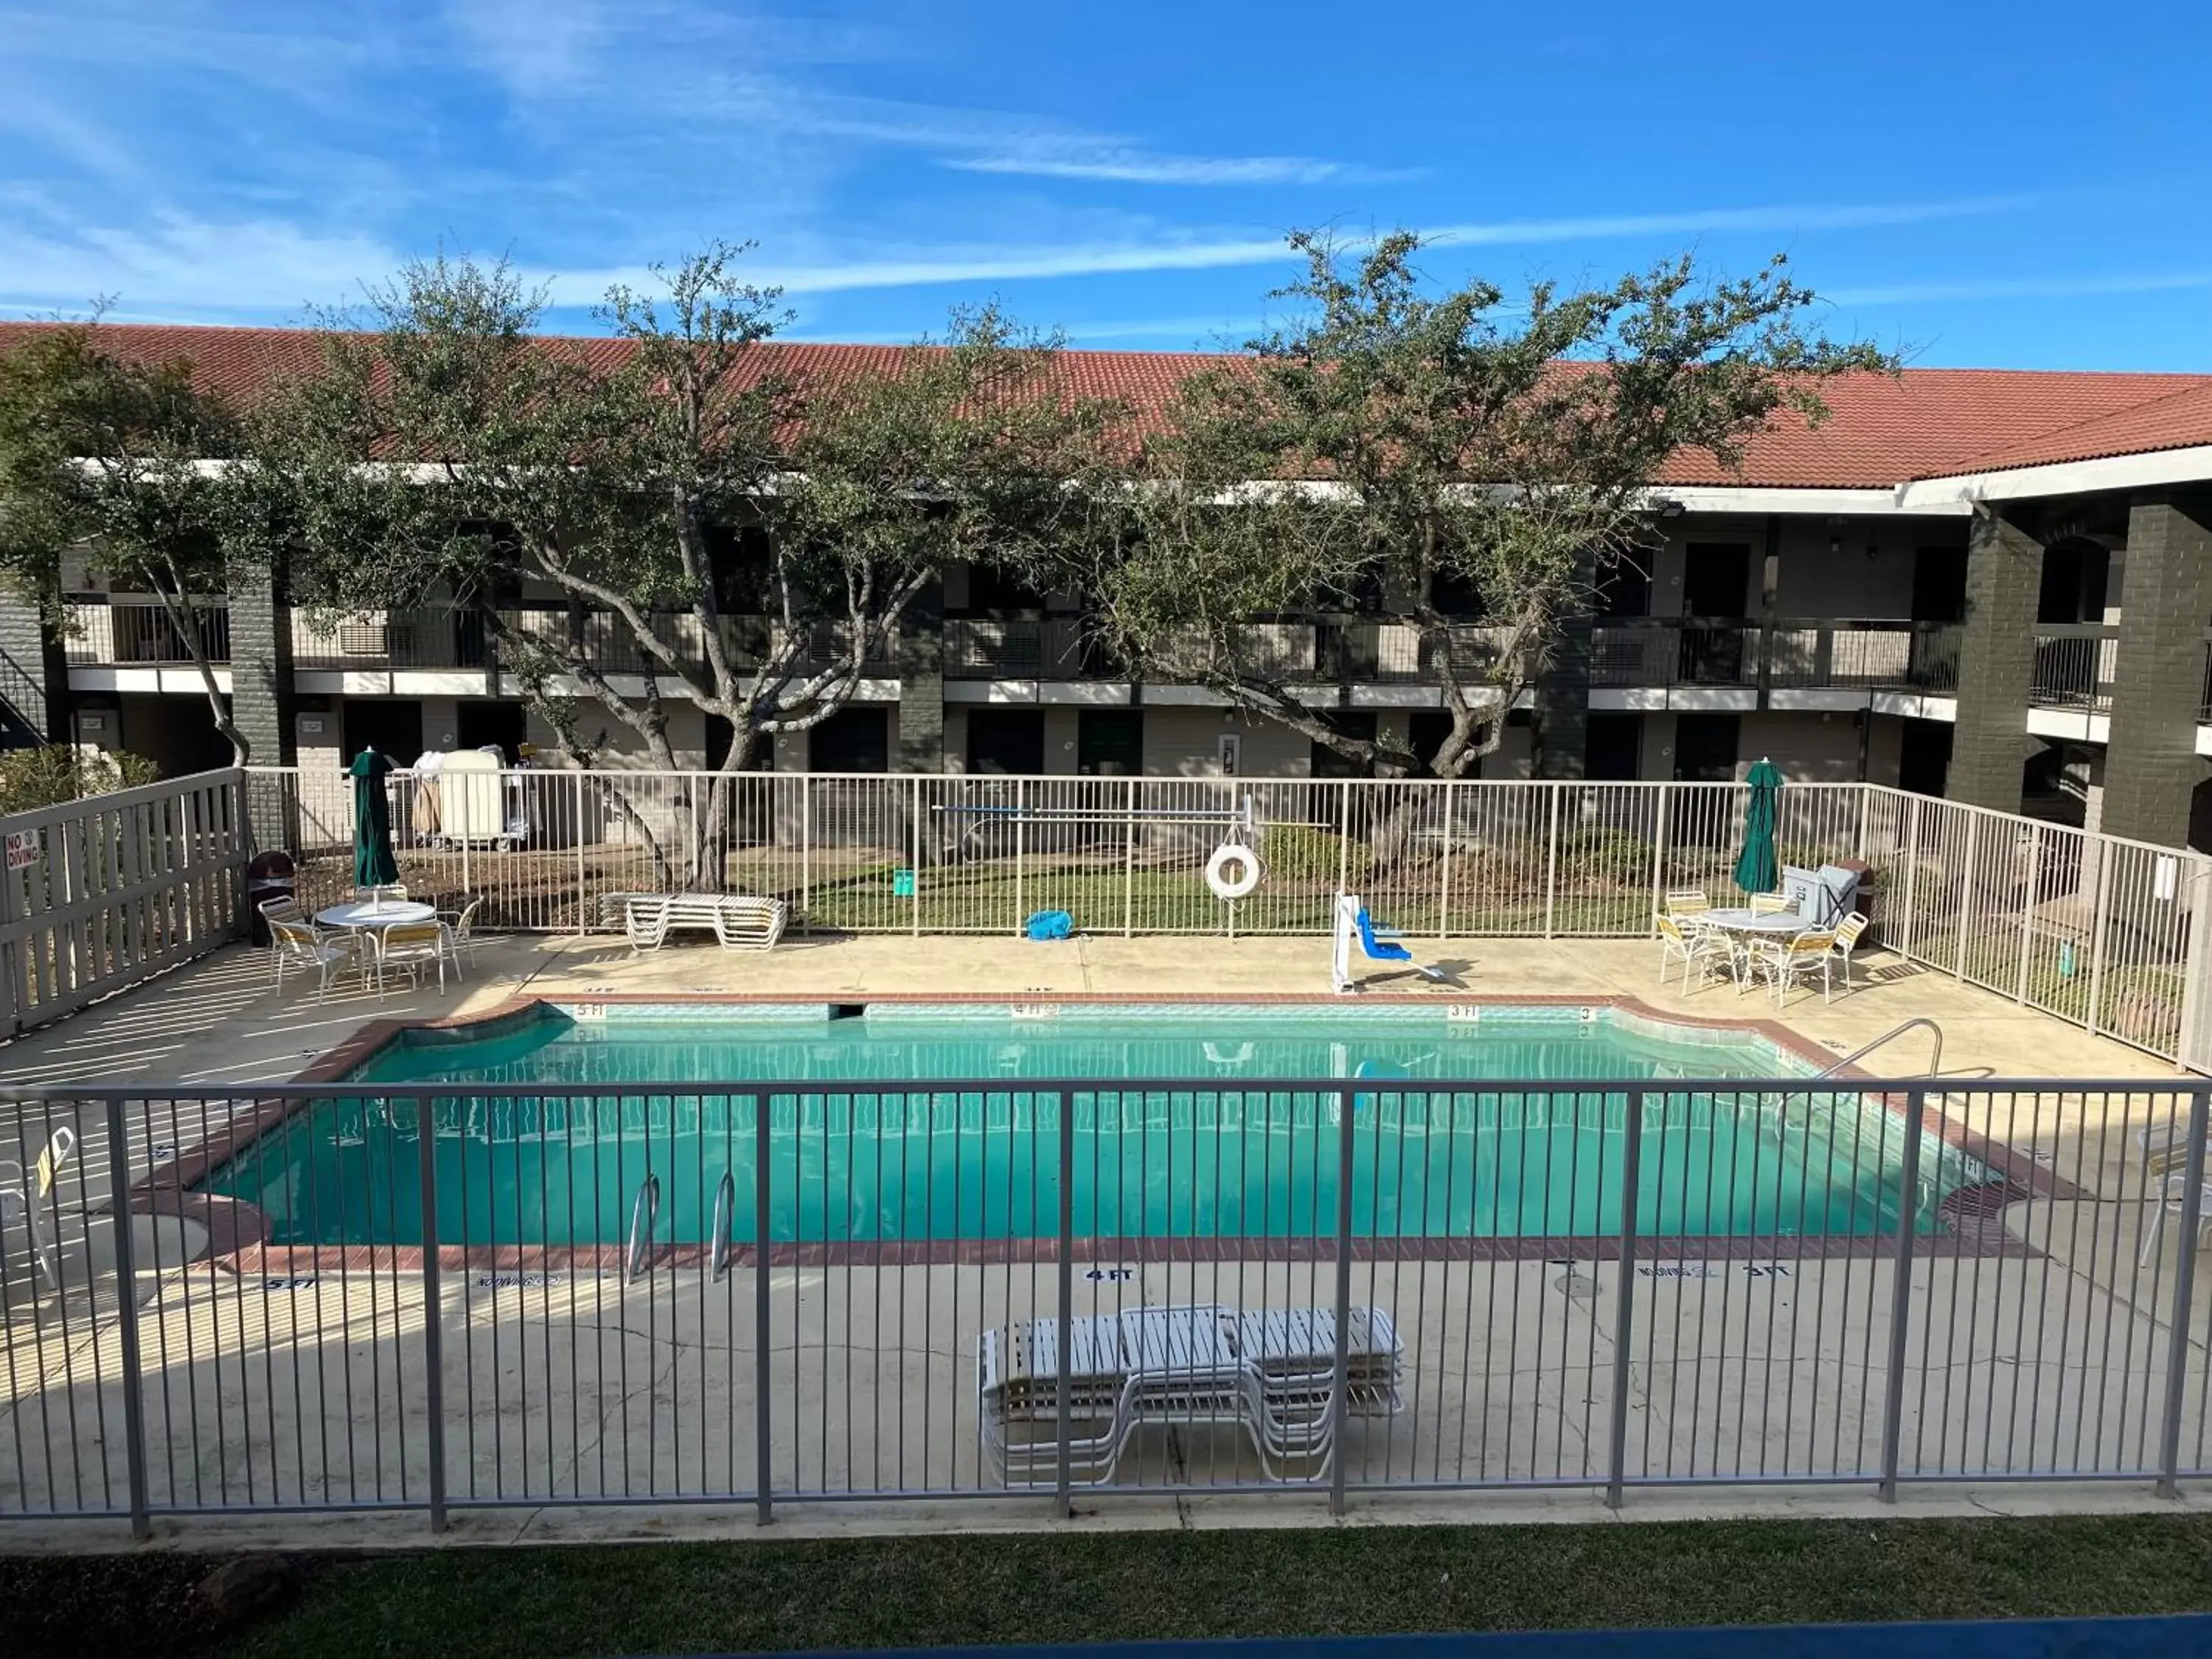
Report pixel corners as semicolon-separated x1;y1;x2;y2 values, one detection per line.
1436;779;1455;939
799;780;812;921
1121;776;1137;939
911;776;924;939
2085;838;2117;1036
1649;785;1670;937
1336;782;1352;902
754;1091;773;1525
2016;825;2043;1004
2157;1087;2211;1498
1055;1085;1077;1517
103;1099;151;1540
1543;785;1561;939
417;1096;448;1534
1877;1085;1927;1502
1604;1088;1646;1509
1899;796;1923;960
1329;1084;1355;1517
1953;813;1980;981
574;773;588;936
1013;778;1027;934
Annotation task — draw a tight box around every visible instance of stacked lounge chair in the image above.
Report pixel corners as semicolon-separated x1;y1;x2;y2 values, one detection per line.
977;1301;1403;1486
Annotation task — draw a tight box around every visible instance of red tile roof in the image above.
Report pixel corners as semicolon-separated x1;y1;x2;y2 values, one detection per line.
6;320;2209;491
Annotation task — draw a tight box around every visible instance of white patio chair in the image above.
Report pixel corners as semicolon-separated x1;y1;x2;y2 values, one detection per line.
372;919;461;993
437;895;484;965
0;1124;75;1287
1656;913;1730;991
2140;1174;2212;1265
1663;888;1713;918
257;894;303;926
270;917;364;1001
1749;891;1793;916
1833;911;1870;990
1758;928;1840;1006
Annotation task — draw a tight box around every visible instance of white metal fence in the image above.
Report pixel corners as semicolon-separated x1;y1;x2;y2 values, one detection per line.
0;769;246;1037
242;766;2212;1070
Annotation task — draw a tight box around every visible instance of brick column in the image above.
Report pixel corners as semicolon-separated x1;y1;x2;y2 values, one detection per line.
895;579;945;773
1532;608;1592;779
1947;509;2044;812
227;558;296;767
0;595;67;744
2101;492;2212;846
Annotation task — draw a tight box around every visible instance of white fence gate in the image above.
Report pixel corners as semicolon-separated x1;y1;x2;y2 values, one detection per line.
0;767;248;1035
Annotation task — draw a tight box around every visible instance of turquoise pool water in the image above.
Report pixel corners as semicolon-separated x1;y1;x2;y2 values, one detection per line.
201;1004;1986;1247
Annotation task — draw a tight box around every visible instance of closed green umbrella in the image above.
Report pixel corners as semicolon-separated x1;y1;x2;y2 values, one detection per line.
1733;757;1782;895
349;749;399;889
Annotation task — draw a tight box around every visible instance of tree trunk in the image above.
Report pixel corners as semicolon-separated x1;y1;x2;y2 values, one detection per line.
152;584;249;767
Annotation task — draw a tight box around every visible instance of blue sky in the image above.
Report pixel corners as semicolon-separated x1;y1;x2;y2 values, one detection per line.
4;0;2211;368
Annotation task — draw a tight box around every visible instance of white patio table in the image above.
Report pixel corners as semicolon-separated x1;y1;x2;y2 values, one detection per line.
1691;907;1813;992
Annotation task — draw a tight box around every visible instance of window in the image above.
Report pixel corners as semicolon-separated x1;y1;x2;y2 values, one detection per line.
1077;709;1143;776
1585;712;1642;781
965;708;1046;775
960;564;1050;616
1595;553;1652;618
1910;547;1967;624
706;525;773;614
1672;714;1739;783
808;707;889;773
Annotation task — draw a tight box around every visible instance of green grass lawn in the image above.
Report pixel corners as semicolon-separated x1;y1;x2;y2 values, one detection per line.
13;1514;2212;1658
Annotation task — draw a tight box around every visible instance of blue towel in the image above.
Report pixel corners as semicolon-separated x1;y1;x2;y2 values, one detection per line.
1025;909;1074;942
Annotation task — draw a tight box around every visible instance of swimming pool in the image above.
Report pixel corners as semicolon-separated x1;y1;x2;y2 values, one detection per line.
201;1002;1987;1249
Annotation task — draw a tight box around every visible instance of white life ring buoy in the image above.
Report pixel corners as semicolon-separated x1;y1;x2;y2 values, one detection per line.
1205;841;1263;900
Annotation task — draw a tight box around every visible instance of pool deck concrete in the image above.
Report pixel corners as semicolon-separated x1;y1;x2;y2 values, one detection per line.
0;928;2182;1091
4;932;2211;1551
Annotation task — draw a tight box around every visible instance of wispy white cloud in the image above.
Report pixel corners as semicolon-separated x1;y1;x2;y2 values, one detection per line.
591;195;2048;296
1424;194;2040;248
1826;271;2212;305
949;150;1416;187
0;212;406;316
0;192;2060;321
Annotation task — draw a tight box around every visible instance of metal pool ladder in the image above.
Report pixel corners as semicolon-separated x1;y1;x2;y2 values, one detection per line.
625;1173;661;1282
1813;1017;1944;1079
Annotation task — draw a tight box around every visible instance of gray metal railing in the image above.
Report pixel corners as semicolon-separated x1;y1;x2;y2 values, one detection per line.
1813;1018;1944;1079
63;597;232;667
2031;625;2120;712
5;1075;2212;1534
1590;619;1962;694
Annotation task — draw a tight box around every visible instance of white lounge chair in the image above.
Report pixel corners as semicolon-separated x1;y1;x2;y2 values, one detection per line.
978;1301;1402;1486
623;893;789;953
978;1315;1133;1487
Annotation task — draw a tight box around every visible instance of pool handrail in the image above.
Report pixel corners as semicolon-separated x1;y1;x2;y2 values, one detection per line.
1812;1017;1943;1080
625;1172;660;1282
709;1169;736;1281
